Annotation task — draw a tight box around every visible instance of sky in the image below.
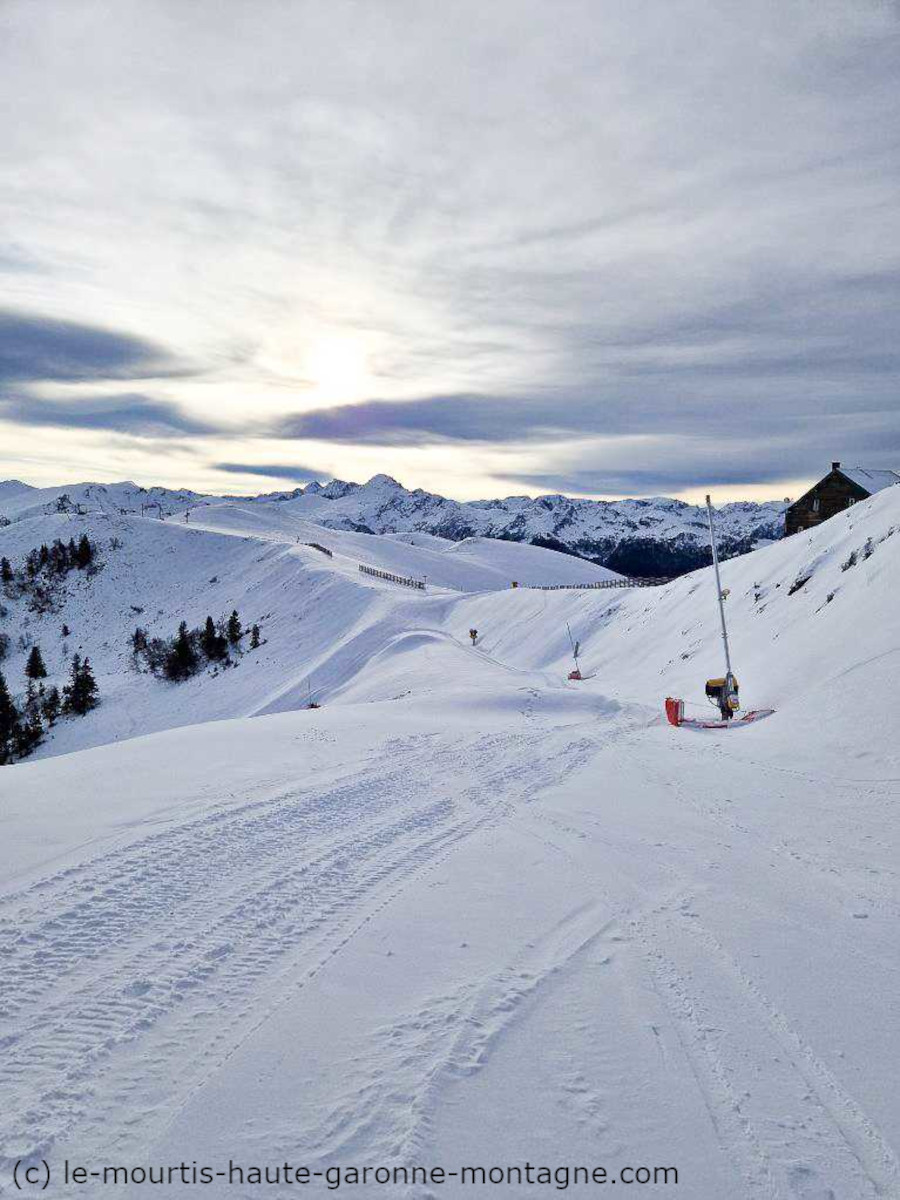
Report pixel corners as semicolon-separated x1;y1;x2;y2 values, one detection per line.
1;0;899;503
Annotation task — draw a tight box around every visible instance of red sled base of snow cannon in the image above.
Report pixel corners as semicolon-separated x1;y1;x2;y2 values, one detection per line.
568;667;583;680
665;697;774;730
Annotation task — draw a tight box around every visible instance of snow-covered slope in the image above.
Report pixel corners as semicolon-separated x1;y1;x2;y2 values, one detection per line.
1;489;898;1199
447;484;900;774
0;473;787;577
0;484;894;768
0;502;618;759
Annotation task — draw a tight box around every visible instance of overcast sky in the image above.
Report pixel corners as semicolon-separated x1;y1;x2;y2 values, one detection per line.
2;0;898;501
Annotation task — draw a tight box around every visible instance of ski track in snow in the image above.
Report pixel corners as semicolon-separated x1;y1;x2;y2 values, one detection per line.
639;899;900;1199
0;718;601;1176
2;708;898;1199
287;896;629;1171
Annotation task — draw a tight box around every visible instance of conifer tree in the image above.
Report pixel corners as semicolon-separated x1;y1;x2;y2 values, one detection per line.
165;622;199;681
0;670;20;764
250;624;261;649
201;615;227;661
25;645;48;680
63;655;99;714
202;614;216;656
75;535;93;570
76;658;99;713
62;654;81;714
15;710;43;757
0;557;12;585
49;539;68;575
16;680;44;757
226;610;242;645
42;686;61;726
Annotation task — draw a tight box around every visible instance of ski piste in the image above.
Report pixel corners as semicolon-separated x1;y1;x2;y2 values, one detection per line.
665;494;775;730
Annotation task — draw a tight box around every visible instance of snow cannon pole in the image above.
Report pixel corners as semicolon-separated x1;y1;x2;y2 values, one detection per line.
566;623;578;660
705;494;733;679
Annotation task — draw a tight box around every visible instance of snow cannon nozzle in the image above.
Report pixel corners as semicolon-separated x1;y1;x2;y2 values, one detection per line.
705;675;739;721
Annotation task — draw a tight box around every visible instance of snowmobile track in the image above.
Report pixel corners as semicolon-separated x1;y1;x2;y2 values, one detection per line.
0;721;601;1170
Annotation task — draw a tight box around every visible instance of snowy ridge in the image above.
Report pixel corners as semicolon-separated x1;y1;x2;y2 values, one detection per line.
0;474;787;577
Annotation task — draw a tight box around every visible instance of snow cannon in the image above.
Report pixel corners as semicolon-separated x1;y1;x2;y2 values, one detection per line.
565;624;582;680
665;694;774;730
705;675;739;721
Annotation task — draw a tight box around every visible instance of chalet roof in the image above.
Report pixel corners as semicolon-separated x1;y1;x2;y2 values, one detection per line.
838;467;900;495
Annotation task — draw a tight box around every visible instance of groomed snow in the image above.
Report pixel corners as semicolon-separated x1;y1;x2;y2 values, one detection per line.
1;486;898;1198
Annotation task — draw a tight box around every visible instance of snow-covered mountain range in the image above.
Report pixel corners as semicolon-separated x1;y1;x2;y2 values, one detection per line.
0;474;787;576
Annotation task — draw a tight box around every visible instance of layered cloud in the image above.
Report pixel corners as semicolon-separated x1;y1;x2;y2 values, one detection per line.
215;462;322;484
0;392;217;439
1;1;898;497
0;310;209;440
0;310;190;386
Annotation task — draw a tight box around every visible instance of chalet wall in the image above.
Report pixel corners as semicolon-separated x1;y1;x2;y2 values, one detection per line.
785;470;868;536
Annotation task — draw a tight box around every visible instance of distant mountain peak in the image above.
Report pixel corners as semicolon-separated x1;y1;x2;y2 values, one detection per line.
0;479;37;497
364;473;404;489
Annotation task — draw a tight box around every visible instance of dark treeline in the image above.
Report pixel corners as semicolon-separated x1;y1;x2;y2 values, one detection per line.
0;652;99;765
0;535;104;763
1;535;100;613
132;610;261;682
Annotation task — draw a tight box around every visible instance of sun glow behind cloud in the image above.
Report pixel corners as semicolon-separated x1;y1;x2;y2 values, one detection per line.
278;331;377;408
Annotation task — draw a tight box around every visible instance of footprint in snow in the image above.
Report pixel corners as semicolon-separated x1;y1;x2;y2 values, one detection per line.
786;1163;836;1200
122;978;152;997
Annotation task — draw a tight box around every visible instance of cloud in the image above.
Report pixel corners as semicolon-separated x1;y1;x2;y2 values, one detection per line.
0;310;210;442
504;467;787;498
215;462;322;483
1;2;899;495
500;418;900;498
0;392;218;438
273;375;900;451
273;395;549;445
0;310;190;385
0;246;44;274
